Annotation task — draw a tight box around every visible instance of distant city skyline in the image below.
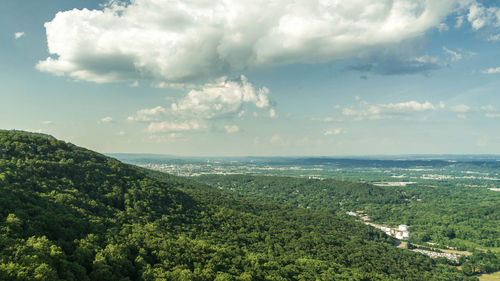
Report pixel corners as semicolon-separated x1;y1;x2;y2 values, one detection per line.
2;0;500;156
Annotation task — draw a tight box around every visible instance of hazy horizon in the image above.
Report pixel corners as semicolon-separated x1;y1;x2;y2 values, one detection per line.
107;152;500;160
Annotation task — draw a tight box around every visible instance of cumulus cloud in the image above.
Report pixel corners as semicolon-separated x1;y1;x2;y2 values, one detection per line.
467;2;500;30
342;100;442;120
269;108;276;118
128;76;272;134
485;113;500;118
480;105;496;112
451;104;470;113
447;104;500;118
324;128;343;136
453;108;469;118
98;116;114;123
482;67;500;74
127;106;168;122
14;32;25;39
468;4;487;29
147;120;205;133
224;125;240;134
171;75;269;119
37;0;467;84
372;101;439;113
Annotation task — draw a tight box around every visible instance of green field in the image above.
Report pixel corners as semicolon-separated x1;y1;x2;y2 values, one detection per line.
479;271;500;281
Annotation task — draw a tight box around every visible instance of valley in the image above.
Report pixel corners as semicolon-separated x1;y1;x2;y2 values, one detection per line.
115;153;500;278
1;131;484;280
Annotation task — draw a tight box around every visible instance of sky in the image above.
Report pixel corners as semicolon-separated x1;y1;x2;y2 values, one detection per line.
1;0;500;156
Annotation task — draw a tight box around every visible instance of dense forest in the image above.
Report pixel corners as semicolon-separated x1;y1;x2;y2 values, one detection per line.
196;175;500;276
0;130;477;280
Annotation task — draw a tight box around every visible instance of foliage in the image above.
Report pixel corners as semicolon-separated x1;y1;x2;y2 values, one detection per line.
196;174;500;276
0;131;475;280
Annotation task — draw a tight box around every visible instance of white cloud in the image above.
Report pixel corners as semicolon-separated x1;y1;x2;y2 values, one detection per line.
485;113;500;118
98;116;113;123
118;131;126;136
480;105;496;112
42;120;54;125
148;120;205;133
488;34;500;41
482;67;500;74
467;3;500;30
443;47;463;62
171;75;269;119
373;101;437;113
38;0;465;84
444;104;500;118
342;108;366;119
342;100;441;120
269;108;276;118
451;104;470;113
450;104;470;118
127;106;167;122
468;3;487;29
320;117;342;122
129;76;267;136
324;128;343;136
14;32;25;39
224;125;240;134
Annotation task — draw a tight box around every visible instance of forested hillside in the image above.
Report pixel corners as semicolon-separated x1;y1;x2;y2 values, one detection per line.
0;131;474;280
196;174;500;276
196;175;406;213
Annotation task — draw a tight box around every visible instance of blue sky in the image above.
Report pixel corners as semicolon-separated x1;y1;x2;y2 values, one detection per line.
1;0;500;156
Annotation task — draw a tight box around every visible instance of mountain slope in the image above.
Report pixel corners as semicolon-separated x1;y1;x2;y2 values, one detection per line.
0;131;473;280
195;174;405;213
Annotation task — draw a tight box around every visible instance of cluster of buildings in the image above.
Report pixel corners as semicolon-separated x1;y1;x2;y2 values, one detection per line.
375;224;410;240
347;211;410;240
411;249;460;263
